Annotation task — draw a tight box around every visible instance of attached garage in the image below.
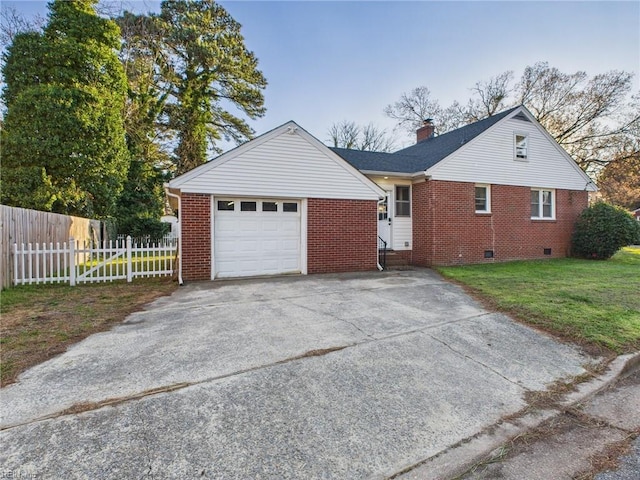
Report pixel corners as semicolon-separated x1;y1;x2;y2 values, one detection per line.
167;122;384;281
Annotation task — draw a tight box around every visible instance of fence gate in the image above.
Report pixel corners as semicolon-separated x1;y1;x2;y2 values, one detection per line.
12;236;177;286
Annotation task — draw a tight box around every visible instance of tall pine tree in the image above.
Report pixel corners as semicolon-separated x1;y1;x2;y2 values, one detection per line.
154;0;267;174
1;0;129;218
114;11;171;236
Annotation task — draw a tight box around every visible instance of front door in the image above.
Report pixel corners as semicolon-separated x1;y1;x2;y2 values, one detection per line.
377;192;392;248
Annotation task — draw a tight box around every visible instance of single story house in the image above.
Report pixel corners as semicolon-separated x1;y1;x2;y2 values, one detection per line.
167;105;597;281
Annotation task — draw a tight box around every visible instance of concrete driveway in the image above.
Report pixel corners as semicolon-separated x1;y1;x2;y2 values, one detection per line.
1;269;594;479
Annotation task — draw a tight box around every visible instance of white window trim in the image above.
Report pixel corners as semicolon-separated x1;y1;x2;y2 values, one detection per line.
514;133;529;161
395;185;411;217
475;184;491;214
531;188;555;220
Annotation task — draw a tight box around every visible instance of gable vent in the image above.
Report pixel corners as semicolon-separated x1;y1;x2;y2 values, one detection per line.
513;112;531;122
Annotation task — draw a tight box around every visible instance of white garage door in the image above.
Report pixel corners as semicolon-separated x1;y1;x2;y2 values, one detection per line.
214;198;301;278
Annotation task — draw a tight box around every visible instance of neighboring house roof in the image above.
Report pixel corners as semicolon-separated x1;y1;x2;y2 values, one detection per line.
332;106;519;174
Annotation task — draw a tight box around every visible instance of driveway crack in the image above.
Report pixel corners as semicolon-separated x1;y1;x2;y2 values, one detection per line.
287;297;377;341
426;333;527;390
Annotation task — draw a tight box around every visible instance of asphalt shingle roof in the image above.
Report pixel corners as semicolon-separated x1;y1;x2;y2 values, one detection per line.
332;106;520;175
329;148;425;174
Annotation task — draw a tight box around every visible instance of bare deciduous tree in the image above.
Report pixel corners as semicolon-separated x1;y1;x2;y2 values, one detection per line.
467;71;515;120
598;155;640;210
0;5;45;45
327;120;396;152
597;94;640;209
384;62;637;174
516;62;636;171
383;86;443;135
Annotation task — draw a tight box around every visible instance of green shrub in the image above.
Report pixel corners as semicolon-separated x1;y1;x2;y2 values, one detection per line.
572;202;640;259
117;217;169;241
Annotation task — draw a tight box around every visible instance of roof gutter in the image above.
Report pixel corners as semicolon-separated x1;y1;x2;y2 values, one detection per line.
360;170;415;178
163;184;183;286
359;169;430;180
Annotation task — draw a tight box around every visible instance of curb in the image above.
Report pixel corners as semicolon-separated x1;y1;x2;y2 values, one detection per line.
392;352;640;480
560;352;640;408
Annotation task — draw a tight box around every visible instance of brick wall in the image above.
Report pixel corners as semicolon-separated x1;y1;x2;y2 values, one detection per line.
412;180;431;266
181;193;211;280
413;180;587;266
307;198;378;273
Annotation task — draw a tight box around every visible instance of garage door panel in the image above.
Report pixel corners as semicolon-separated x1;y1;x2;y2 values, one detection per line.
240;222;259;233
214;199;301;278
280;259;299;270
262;222;279;232
217;220;239;233
262;239;279;252
279;223;298;234
281;239;299;251
239;239;259;250
260;259;279;270
216;240;237;254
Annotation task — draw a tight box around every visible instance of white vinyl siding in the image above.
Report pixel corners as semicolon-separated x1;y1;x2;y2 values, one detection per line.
426;116;592;191
170;126;382;200
391;218;412;250
370;177;412;250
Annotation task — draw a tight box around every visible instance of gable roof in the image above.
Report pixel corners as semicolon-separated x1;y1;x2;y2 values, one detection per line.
332;106;519;174
395;106;519;162
169;120;385;200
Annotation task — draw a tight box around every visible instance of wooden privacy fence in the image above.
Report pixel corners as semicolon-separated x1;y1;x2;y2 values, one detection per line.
1;205;102;289
12;236;177;286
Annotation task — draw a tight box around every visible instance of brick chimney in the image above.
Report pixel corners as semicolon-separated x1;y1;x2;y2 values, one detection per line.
416;119;434;143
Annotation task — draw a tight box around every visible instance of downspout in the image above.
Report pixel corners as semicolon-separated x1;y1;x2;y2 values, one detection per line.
164;185;183;286
376;197;385;271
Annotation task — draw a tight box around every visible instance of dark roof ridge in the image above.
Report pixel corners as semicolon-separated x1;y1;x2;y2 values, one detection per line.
394;105;520;155
331;105;523;174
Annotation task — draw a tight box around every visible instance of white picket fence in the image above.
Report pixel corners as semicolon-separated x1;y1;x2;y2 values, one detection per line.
12;236;177;286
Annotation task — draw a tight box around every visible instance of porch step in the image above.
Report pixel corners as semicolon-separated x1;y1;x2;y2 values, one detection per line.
381;251;410;268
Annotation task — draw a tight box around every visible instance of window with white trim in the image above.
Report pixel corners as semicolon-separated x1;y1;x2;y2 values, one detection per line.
515;134;528;160
475;184;491;213
531;189;554;219
395;186;411;217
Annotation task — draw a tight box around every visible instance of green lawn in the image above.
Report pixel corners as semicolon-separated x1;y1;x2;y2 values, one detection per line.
436;247;640;354
76;252;176;278
0;279;177;386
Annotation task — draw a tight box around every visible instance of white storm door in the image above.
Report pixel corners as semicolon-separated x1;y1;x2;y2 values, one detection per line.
377;192;392;248
214;199;301;278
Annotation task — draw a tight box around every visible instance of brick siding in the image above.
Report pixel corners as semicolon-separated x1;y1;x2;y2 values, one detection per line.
181;193;211;280
412;180;588;266
179;182;583;279
307;198;378;273
412;180;431;266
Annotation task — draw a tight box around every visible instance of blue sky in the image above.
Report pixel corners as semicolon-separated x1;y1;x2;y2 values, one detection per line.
4;1;640;150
